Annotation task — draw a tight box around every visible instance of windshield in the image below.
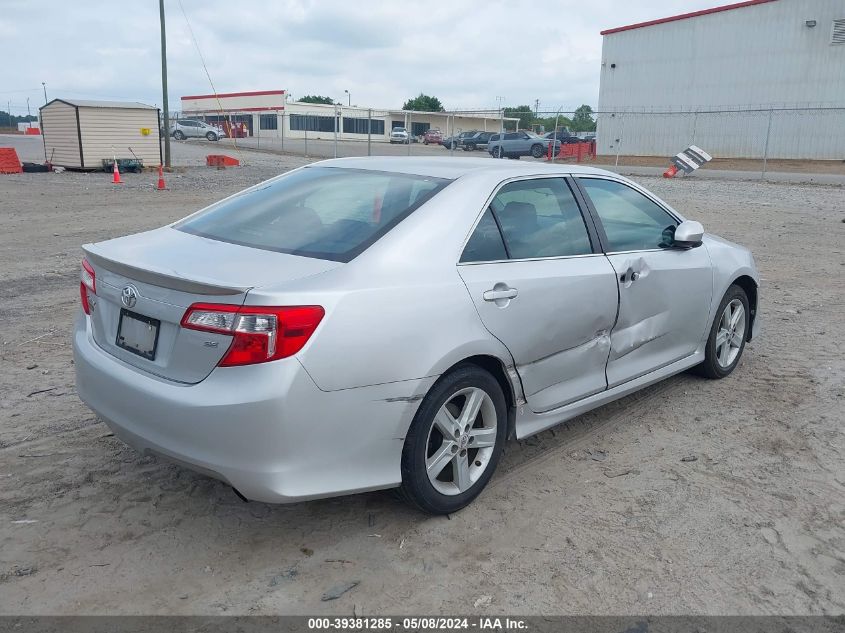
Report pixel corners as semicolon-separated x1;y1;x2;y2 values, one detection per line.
175;167;451;262
392;127;406;132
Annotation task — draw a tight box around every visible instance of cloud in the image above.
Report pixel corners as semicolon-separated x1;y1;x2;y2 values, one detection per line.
0;0;712;116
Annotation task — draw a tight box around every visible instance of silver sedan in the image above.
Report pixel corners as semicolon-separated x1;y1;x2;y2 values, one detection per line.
73;158;760;514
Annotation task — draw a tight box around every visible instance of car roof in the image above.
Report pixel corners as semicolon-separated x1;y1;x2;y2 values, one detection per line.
313;156;617;180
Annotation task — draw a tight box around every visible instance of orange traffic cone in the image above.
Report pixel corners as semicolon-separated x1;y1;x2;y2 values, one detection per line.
112;161;122;184
157;164;166;190
663;164;679;178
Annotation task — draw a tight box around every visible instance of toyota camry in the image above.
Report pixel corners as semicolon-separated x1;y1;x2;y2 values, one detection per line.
73;157;760;514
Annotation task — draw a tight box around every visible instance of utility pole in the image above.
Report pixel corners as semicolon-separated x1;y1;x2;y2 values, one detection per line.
42;82;47;104
159;0;171;168
534;99;539;119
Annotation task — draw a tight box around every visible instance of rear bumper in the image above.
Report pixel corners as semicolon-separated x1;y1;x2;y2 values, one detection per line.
73;313;433;503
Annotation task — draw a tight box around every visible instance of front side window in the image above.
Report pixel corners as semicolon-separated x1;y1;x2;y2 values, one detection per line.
460;178;592;262
176;167;450;262
578;178;677;252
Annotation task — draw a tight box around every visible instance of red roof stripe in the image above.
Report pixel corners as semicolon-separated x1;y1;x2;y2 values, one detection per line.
600;0;778;35
181;90;286;100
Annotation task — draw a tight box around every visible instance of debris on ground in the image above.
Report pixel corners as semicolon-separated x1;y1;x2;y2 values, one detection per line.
269;566;298;586
587;448;608;462
681;455;699;463
321;581;360;601
473;595;492;608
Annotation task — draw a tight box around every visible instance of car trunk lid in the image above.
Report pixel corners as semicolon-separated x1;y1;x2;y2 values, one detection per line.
83;227;340;384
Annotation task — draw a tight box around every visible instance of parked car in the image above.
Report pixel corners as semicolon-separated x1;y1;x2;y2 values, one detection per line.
488;131;560;159
170;119;225;141
74;158;759;514
441;130;478;149
544;130;581;144
423;129;443;145
461;131;495;151
389;127;410;144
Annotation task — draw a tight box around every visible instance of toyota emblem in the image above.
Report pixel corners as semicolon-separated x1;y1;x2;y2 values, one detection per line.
121;284;138;308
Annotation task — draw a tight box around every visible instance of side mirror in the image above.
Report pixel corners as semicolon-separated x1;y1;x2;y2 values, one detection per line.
673;220;704;248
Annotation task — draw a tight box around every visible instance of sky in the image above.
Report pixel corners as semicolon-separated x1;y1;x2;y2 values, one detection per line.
1;0;718;117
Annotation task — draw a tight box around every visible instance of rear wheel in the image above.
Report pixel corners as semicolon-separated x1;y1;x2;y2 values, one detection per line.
695;284;749;379
530;143;544;158
399;365;507;514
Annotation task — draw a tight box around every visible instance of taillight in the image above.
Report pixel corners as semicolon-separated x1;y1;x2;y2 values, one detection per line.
80;258;96;315
181;303;325;367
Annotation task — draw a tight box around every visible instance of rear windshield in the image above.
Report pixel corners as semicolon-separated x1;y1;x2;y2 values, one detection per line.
175;166;450;262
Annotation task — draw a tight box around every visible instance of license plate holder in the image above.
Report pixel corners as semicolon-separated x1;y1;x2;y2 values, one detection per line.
116;309;160;361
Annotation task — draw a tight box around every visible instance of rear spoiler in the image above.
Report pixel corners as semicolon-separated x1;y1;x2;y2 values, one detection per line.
83;248;250;296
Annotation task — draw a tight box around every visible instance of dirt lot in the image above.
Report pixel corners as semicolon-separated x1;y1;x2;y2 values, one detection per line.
0;142;843;616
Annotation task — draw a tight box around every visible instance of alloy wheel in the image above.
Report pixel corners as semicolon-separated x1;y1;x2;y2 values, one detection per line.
715;298;746;368
424;387;497;496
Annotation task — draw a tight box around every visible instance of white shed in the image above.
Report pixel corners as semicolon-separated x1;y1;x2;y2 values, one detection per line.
39;99;162;169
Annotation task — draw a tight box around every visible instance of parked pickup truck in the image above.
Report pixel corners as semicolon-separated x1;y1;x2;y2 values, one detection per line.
487;131;560;159
544;130;581;145
389;127;411;144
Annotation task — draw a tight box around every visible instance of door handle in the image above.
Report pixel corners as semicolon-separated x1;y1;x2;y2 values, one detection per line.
483;287;518;301
620;268;640;283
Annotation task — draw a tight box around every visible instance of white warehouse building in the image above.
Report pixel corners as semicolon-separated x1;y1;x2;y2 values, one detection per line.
596;0;845;159
180;90;513;143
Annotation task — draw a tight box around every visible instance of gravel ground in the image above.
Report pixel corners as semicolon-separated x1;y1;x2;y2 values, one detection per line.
0;141;843;616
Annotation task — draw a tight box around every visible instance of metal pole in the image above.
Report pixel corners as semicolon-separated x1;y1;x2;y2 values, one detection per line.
407;111;412;156
42;82;47;104
614;114;624;168
159;0;171;168
280;111;284;151
551;110;560;163
333;106;339;158
691;111;698;146
762;108;773;180
367;109;372;156
450;114;455;155
304;113;308;157
7;101;11;129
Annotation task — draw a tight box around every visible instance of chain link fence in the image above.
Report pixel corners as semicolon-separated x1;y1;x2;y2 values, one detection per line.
164;105;845;176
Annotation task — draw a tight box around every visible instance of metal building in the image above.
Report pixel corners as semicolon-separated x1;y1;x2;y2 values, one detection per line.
40;99;161;169
597;0;845;159
179;90;513;142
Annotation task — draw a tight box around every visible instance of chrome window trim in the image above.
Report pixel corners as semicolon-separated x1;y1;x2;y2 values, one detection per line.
458;252;605;267
456;173;598;265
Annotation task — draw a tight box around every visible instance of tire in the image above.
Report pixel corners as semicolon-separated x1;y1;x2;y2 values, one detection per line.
399;365;507;514
423;140;428;145
464;143;475;151
206;132;218;141
530;143;544;158
173;130;185;140
694;284;750;379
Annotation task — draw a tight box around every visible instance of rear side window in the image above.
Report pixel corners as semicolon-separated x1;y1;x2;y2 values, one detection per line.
491;179;592;259
460;209;507;263
176;167;450;262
